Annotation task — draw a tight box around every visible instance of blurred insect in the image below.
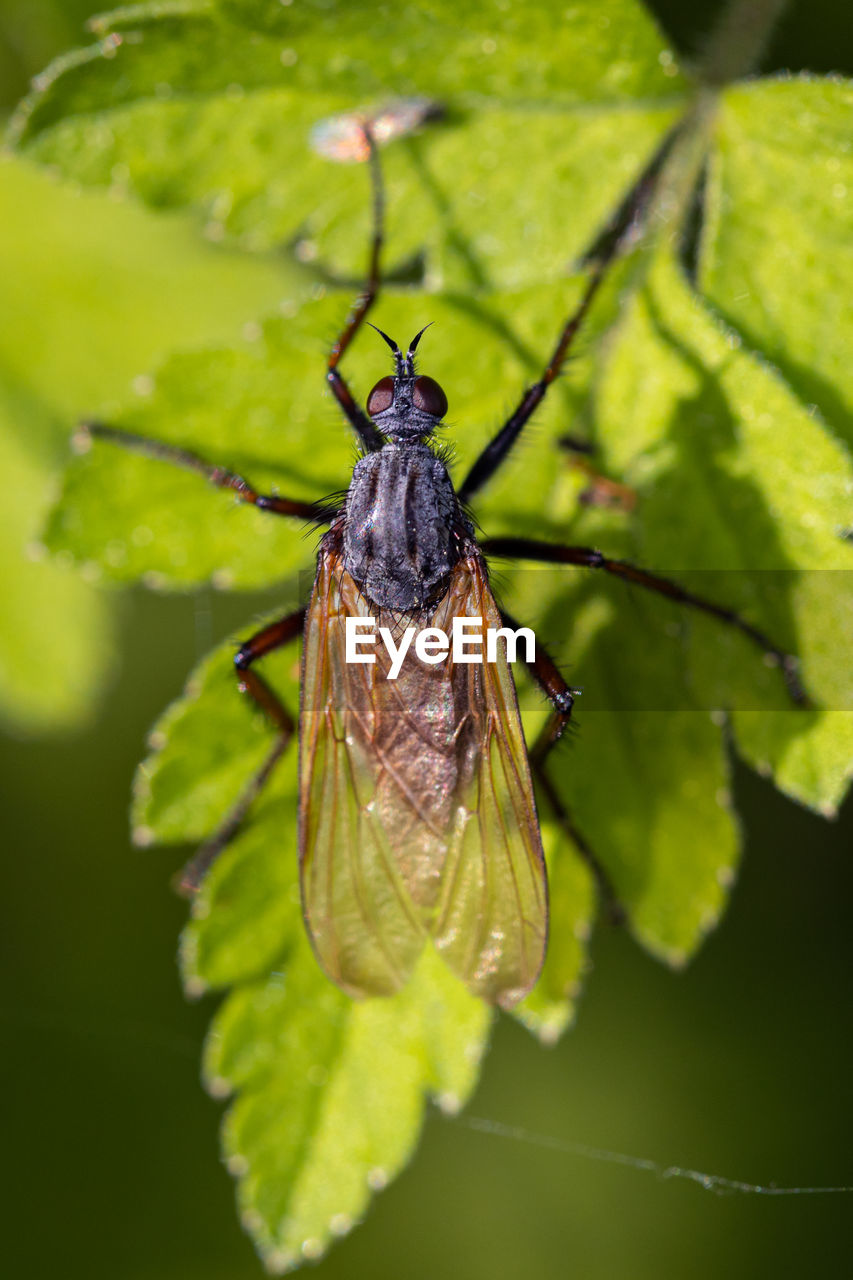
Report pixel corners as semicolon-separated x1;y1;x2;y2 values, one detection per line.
310;97;444;163
83;117;806;1009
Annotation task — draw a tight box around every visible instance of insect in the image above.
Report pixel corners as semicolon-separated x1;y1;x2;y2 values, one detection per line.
83;125;806;1009
310;96;444;163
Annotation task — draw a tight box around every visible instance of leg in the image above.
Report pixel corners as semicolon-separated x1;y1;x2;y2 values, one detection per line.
326;126;385;453
80;421;324;520
505;609;624;920
489;537;808;706
458;267;608;503
176;608;306;895
502;608;578;761
458;125;678;505
533;766;626;927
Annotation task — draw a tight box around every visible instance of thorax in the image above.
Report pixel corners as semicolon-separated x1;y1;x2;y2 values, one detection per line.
341;443;466;610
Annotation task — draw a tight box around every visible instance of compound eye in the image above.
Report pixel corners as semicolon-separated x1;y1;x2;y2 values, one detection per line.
412;375;448;418
366;376;395;417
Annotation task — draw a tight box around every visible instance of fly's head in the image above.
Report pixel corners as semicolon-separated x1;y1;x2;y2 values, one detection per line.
366;324;448;443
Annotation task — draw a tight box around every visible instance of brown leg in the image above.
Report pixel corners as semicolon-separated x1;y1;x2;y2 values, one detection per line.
326;125;385;453
457;125;680;504
176;609;306;894
503;610;623;919
81;421;324;520
488;538;808;706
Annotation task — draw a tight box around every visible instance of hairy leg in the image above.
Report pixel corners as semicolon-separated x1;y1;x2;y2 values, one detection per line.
326;126;386;452
81;421;324;520
490;538;808;706
177;608;306;894
503;609;623;918
458;126;679;504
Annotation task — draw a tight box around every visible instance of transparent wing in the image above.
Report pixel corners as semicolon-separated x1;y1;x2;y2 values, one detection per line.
299;544;427;998
427;561;548;1009
299;543;547;1007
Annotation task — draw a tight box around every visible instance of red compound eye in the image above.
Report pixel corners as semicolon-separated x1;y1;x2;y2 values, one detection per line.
366;376;395;417
412;376;448;418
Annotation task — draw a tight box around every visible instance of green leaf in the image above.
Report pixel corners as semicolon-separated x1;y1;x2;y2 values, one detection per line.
0;380;113;732
589;248;853;815
513;816;596;1043
44;280;606;588
180;784;303;993
0;152;300;730
732;710;853;818
133;614;301;844
563;709;737;966
205;940;490;1272
508;566;741;966
11;0;684;286
136;627;492;1270
701;77;853;451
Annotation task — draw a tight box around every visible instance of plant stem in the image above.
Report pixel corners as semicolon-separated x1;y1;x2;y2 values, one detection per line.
642;0;793;254
697;0;792;84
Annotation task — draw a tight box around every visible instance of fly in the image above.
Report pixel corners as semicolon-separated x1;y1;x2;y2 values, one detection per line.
297;323;551;1007
81;123;807;1009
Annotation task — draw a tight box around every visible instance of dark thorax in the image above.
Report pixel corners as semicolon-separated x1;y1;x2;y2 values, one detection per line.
337;325;473;611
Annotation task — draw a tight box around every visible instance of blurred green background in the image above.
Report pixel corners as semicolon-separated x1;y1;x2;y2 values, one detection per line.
2;2;851;1278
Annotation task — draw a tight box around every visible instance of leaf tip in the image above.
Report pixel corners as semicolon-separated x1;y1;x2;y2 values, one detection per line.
328;1213;354;1239
206;1072;231;1099
715;863;737;889
663;945;689;970
536;1021;566;1047
181;927;208;994
264;1247;298;1275
225;1152;249;1177
513;1002;575;1046
299;1238;323;1262
366;1166;388;1191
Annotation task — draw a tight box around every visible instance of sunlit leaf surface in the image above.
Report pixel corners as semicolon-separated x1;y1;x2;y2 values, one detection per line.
11;0;685;287
701;77;853;451
0;153;299;730
206;940;489;1272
